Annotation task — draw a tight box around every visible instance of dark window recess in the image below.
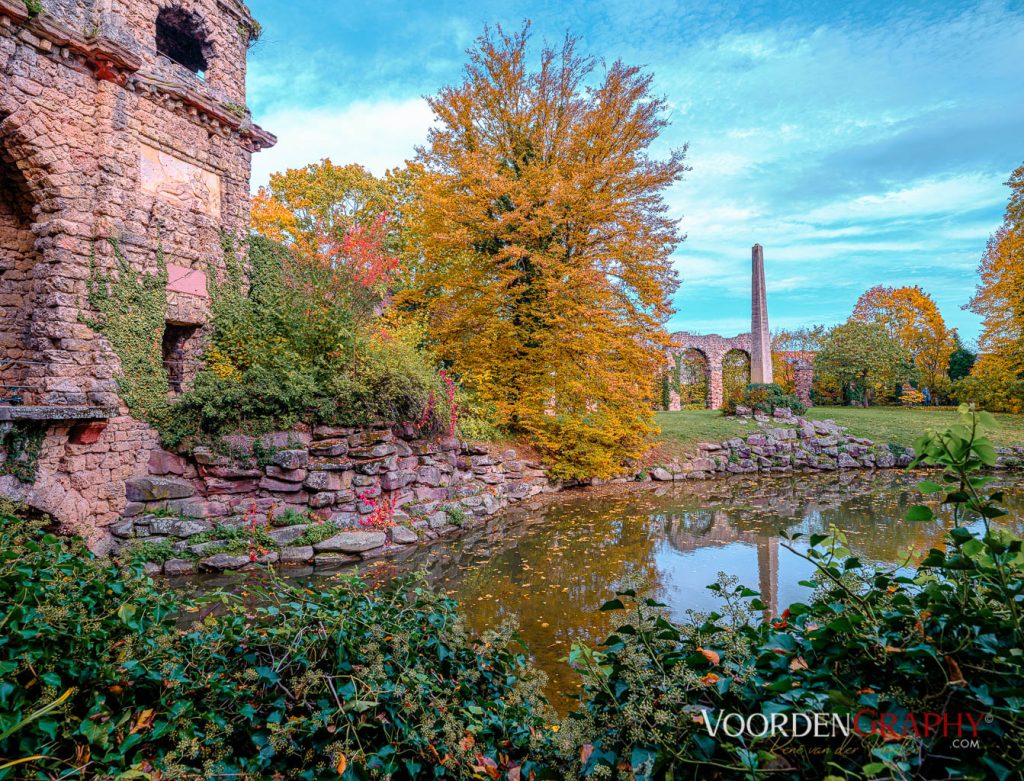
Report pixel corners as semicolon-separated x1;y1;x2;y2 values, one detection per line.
156;6;212;75
162;323;197;393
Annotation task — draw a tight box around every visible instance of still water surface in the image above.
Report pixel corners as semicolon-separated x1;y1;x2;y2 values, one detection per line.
191;471;1024;707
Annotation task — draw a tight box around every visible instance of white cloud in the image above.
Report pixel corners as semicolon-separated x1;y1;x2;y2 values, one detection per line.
251;98;435;188
801;174;1005;224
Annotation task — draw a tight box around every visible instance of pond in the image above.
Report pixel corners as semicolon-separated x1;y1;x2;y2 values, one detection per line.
183;470;1024;710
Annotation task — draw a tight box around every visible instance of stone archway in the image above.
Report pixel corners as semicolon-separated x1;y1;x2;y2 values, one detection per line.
0;106;74;407
667;347;710;409
721;348;751;407
667;332;753;409
0;142;39;399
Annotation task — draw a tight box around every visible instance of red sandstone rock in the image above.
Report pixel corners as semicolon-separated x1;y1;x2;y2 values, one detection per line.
148;450;186;476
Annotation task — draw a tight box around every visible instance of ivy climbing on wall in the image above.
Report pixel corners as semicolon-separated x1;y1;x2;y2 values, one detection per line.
85;239;170;429
0;421;46;483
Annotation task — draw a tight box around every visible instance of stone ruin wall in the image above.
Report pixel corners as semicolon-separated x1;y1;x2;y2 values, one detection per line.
666;336;816;410
0;0;274;542
109;422;554;574
666;331;753;410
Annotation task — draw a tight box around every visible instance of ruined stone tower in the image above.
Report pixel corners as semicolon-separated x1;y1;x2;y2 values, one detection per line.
0;0;274;539
749;243;772;385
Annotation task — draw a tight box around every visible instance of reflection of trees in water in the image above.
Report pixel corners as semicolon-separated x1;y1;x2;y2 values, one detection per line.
392;471;1024;708
406;499;669;707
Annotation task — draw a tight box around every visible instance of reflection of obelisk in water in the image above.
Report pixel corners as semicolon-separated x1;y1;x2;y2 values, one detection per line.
756;537;779;621
750;244;773;384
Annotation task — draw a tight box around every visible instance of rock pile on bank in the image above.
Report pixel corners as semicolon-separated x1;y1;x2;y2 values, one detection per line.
648;408;913;481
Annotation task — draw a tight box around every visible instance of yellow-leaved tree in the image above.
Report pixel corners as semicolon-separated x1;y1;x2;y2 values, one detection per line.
250;159;409;263
399;23;687;479
851;285;956;392
967;163;1024;392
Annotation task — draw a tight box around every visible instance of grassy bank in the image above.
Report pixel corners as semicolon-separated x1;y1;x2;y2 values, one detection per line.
655;406;1024;457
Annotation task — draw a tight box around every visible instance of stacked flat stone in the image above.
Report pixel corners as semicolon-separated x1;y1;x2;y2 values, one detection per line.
109;423;551;573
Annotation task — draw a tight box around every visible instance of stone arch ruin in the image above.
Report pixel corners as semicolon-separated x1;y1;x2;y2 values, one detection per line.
667;332;753;410
0;0;274;543
664;243;814;410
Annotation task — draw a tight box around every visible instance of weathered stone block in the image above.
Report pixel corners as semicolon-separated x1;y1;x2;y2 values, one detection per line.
200;554;251;571
314;553;360;567
202;465;264;479
313;425;354;440
349;444;396;459
416;466;442;486
164;558;196;576
303;471;331;491
309;439;348;457
148;450;186;476
280;546;314;564
125;476;195;502
309;491;335;508
268;524;310;545
149;518;212;537
204;477;260;494
109;518;134;538
271;449;309;469
391;525;418;544
259;477;304;493
380;471;405;491
314;530;387;553
266;465;308;482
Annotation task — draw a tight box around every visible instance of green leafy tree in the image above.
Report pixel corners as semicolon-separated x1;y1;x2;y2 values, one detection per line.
815;321;915;406
948;332;977;381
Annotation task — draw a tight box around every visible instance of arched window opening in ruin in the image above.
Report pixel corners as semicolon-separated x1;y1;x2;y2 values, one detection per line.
156;6;212;77
722;349;751;406
0;147;41;404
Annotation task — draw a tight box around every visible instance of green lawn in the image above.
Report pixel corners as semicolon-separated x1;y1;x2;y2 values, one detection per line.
655;406;1024;458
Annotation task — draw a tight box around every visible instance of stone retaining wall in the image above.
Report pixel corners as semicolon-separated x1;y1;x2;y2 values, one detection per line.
109;422;552;574
114;409;1024;574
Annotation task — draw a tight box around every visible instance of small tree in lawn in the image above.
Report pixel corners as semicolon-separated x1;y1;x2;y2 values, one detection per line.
851;284;956;393
815;321;916;406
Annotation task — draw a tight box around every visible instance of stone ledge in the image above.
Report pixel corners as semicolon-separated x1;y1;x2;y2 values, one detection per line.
0;405;117;422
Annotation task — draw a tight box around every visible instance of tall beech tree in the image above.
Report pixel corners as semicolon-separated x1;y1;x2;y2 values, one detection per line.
400;23;687;478
851;285;956;391
967;163;1024;389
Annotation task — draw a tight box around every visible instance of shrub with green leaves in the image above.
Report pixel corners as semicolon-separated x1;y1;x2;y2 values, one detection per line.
561;406;1022;780
723;382;806;417
0;512;558;779
161;236;452;448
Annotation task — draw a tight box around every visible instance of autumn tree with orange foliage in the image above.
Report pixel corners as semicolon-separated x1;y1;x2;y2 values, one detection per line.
958;163;1024;411
251;160;409;270
851;285;956;392
399;24;687;479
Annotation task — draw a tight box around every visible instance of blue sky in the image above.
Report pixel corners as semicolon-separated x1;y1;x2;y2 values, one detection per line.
244;0;1024;344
